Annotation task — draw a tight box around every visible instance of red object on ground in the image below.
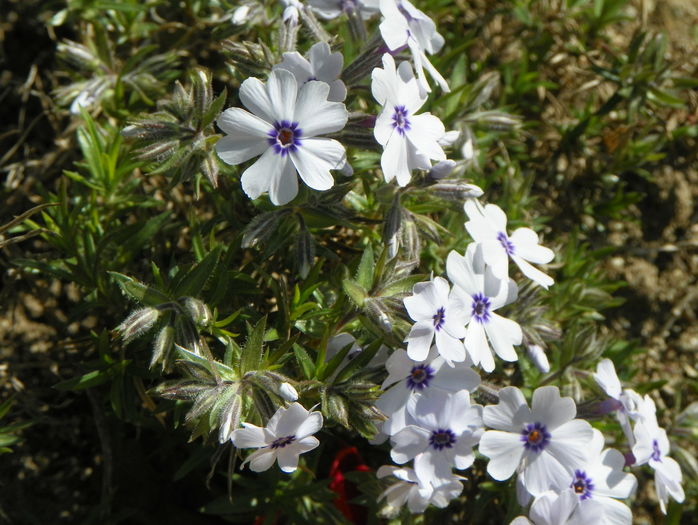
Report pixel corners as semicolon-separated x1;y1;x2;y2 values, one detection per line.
328;446;371;524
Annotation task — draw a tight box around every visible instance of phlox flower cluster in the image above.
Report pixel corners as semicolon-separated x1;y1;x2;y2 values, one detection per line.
208;0;684;521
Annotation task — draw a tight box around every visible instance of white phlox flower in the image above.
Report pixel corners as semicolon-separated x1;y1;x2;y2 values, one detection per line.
215;68;348;205
594;358;643;446
378;0;449;95
550;429;637;525
390;389;483;488
510;490;597;525
403;276;468;363
377;465;464;513
464;200;555;289
446;244;522;373
308;0;379;19
372;53;446;186
479;386;594;497
231;402;323;473
274;41;347;102
631;395;685;513
377;347;480;436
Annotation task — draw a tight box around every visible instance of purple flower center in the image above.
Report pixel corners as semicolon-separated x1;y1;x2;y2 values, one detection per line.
520;422;550;453
268;120;302;156
406;364;434;391
651;439;662;462
429;428;456;450
270;435;296;449
432;306;446;331
392;105;411;135
571;470;594;500
497;232;515;255
471;293;491;324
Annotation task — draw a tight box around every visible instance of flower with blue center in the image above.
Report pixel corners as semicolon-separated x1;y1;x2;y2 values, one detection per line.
446;244;522;373
479;386;594;497
464;200;555;289
376;347;480;436
390;389;483;488
632;395;685;514
403;276;468;363
215;68;348;205
231;402;323;473
372;53;446;186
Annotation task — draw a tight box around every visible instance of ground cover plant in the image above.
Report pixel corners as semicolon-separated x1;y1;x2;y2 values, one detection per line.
1;0;697;523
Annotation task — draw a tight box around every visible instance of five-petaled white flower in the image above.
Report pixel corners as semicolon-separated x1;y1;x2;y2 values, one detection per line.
372;53;446;186
391;389;483;488
464;200;555;288
274;42;347;102
377;465;464;513
446;244;522;373
403;276;467;363
377;347;480;436
631;395;685;514
378;0;449;95
231;402;323;473
479;386;593;497
547;429;637;525
215;68;348;205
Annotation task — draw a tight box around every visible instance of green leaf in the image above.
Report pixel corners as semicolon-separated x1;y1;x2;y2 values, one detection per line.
173;246;222;298
343;278;367;308
175;345;237;380
317;341;354;382
355;244;374;290
54;368;114;391
293;344;315;379
240;316;266;374
109;272;170;305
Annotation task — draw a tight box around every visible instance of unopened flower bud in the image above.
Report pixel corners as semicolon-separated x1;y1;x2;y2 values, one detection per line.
117;307;160;344
428;159;456;179
526;344;550;373
183;297;211;326
151;324;174;369
279;382;299;401
430;180;484;201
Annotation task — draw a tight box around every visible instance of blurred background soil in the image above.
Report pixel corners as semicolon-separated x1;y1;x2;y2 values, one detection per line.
0;0;696;523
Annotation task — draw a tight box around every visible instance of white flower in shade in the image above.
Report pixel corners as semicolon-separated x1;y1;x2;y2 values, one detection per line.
215;68;348;205
632;395;685;513
547;429;637;525
377;347;480;436
510;490;594;525
446;245;522;373
308;0;379;19
594;358;642;446
464;200;555;289
378;0;449;94
403;276;468;363
372;53;446;186
274;42;347;102
231;402;322;473
377;465;464;513
479;386;594;497
391;389;483;487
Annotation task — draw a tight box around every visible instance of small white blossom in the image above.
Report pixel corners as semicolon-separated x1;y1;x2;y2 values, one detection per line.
377;465;463;513
403;276;468;363
378;0;449;94
464;200;555;288
377;347;480;436
479;386;594;497
391;389;483;487
274;42;347;102
446;244;522;372
372;53;446;186
231;402;322;473
278;382;299;401
215;68;348;205
632;395;685;513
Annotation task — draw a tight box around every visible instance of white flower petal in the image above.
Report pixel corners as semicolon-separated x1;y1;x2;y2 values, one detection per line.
239;76;276;123
266;68;297;122
391;425;430;464
594;359;622;399
510;227;554;264
290;137;343;191
406;321;434;361
511;255;554;289
485;313;521;362
246;448;278;472
483;386;530;431
405;113;446;160
524;450;571;496
434;329;466;363
479;430;525;481
240;147;286;201
547;419;594;468
382;132;411;185
294;411;323;439
530;386;576;431
294;81;348;136
464;321;493;372
268;153;299;205
231;423;267;448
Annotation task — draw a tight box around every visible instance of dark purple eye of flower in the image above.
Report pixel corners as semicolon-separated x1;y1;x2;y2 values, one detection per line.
392;105;411;135
406;364;434;391
571;470;595;500
432;307;446;330
471;293;491;324
270;435;296;449
497;232;515;255
268;120;302;156
520;422;550;453
429;428;456;450
651;439;662;462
